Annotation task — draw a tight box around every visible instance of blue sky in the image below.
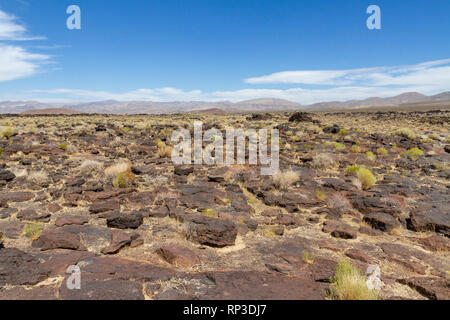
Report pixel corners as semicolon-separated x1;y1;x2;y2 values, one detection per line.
1;0;450;104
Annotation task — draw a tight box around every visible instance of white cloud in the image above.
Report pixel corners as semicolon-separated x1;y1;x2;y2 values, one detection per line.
27;83;446;105
0;10;44;40
0;9;49;82
0;45;49;81
29;88;206;102
244;59;450;88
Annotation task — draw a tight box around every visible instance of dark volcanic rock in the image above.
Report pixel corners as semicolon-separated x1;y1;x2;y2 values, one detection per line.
409;204;449;237
106;212;143;229
323;124;340;134
363;212;400;232
89;200;120;214
157;244;201;267
322;220;357;239
0;286;57;300
0;248;50;286
289;112;313;123
17;209;51;223
55;215;89;227
398;277;450;300
0;207;17;219
101;230;140;254
0;170;15;182
174;165;194;176
345;248;375;264
194;271;325;300
417;235;450;252
186;215;237;247
59;277;144;300
352;196;402;216
32;228;85;251
0;192;34;202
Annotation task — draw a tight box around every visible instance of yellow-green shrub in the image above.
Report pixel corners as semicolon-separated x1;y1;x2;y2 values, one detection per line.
365;151;376;161
350;145;361;153
377;147;388;155
357;168;376;190
393;127;416;140
405;147;424;161
327;260;378;300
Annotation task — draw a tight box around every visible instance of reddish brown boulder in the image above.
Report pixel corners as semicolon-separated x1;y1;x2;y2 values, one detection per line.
417;235;450;252
345;248;375;264
101;230;141;254
32;228;85;251
0;192;34;202
55;215;89;227
398;277;450;300
0;248;50;286
363;212;400;232
17;209;51;223
89;199;120;214
157;244;200;267
323;220;357;239
186;215;237;247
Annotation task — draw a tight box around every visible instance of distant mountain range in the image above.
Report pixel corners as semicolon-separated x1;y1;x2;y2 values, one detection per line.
1;91;449;114
304;91;450;110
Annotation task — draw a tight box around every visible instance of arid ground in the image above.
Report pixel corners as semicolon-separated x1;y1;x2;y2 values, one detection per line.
0;110;449;300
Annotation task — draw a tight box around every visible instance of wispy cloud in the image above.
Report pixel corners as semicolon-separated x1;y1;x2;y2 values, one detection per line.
29;88;206;102
27;83;446;105
0;9;49;82
0;10;44;40
244;59;450;88
0;45;49;81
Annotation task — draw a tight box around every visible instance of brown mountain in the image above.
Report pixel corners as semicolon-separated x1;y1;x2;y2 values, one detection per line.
21;108;84;115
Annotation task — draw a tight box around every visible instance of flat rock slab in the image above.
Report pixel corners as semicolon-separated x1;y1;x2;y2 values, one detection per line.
32;228;86;251
322;220;357;239
59;276;144;300
157;244;201;267
409;204;450;237
0;192;34;203
417;235;450;252
398;277;450;300
59;225;111;254
55;215;89;227
163;271;326;300
101;230;141;254
0;286;58;300
363;212;400;232
89;199;120;214
17;209;51;222
0;248;50;286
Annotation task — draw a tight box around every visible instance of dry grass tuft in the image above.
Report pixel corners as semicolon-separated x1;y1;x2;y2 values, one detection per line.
311;153;335;169
273;170;299;191
327;260;378;300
